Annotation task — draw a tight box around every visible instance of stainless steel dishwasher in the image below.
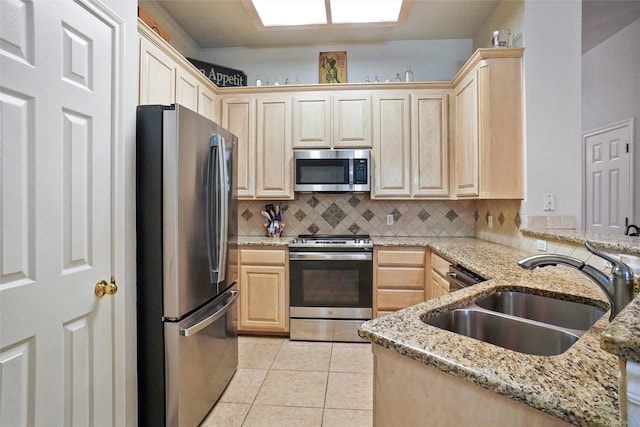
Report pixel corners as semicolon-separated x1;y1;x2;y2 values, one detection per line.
446;264;486;291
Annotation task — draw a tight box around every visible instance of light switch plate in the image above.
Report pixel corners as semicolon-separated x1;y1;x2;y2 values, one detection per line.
386;214;394;225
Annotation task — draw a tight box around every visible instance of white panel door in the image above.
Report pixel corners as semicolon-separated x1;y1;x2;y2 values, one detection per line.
1;0;119;425
584;119;634;234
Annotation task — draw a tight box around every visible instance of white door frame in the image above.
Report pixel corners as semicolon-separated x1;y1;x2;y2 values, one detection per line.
582;117;636;231
98;0;138;425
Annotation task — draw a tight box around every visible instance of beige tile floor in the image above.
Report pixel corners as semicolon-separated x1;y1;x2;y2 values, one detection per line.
201;336;374;427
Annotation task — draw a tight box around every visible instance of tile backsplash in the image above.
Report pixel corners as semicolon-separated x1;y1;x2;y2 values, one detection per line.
238;194;477;237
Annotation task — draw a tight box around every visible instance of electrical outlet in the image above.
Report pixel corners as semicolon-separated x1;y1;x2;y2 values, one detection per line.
386;214;394;225
543;194;555;211
487;215;493;228
536;239;547;251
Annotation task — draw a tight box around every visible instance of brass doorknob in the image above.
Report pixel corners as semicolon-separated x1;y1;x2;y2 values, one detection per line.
95;279;118;297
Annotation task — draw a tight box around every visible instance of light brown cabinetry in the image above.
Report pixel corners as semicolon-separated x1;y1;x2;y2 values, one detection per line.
452;49;523;199
374;247;427;317
256;95;293;199
221;96;256;198
238;247;289;333
430;252;451;299
372;91;449;199
138;20;219;121
292;92;372;149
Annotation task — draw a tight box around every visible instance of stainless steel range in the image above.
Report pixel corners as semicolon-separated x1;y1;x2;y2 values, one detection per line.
289;235;373;342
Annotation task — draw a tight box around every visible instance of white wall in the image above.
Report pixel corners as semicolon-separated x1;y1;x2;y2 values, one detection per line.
473;0;524;50
521;0;582;224
199;39;473;86
583;18;640;223
138;0;201;58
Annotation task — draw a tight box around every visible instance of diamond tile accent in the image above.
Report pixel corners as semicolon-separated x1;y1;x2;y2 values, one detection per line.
474;210;479;222
322;203;347;228
308;196;320;208
391;209;401;221
294;209;306;222
348;195;361;208
514;212;522;228
307;223;319;234
417;209;430;222
446;209;458;222
241;209;253;221
498;212;505;226
362;210;374;221
348;223;361;234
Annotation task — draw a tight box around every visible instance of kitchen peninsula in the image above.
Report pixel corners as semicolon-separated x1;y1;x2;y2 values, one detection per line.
360;234;640;426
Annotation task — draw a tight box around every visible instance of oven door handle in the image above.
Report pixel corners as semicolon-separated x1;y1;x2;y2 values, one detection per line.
289;252;372;261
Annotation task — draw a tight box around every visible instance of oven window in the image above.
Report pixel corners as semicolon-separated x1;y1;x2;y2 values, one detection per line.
302;270;359;305
290;258;372;308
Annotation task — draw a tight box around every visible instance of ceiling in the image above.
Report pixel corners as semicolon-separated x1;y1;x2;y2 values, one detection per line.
151;0;501;48
150;0;640;50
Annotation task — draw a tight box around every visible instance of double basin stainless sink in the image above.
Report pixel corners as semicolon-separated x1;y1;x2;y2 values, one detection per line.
421;290;607;356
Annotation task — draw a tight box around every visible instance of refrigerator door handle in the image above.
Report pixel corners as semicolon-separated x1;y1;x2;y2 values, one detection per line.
179;290;238;337
207;134;229;285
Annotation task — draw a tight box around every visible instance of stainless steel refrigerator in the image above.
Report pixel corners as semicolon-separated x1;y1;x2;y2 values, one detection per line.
136;104;238;427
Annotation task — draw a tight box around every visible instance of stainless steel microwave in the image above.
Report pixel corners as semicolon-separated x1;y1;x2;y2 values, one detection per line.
294;149;371;192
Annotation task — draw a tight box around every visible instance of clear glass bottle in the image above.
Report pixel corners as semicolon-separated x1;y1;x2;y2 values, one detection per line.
256;75;262;86
365;76;370;83
405;66;413;82
395;73;401;82
384;75;391;83
374;75;379;83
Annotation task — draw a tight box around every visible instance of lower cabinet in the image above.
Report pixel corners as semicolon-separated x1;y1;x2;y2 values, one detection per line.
374;247;427;317
238;247;289;333
430;252;451;299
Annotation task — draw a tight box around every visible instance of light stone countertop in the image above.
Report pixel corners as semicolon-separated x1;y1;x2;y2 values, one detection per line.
236;234;638;425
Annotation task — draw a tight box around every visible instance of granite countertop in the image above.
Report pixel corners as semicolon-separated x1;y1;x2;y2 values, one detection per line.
521;228;640;255
360;237;621;426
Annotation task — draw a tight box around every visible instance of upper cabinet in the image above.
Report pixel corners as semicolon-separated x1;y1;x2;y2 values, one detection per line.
138;20;219;122
372;90;449;199
221;96;257;199
256;95;294;199
452;49;524;199
292;92;372;149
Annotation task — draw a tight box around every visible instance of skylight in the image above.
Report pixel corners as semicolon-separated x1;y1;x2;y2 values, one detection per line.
248;0;407;28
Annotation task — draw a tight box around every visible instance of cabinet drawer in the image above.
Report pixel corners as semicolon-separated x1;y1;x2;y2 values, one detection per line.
377;289;424;310
377;249;426;266
377;267;424;289
240;248;286;265
431;253;451;277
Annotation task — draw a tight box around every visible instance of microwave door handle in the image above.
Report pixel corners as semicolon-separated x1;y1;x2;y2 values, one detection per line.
348;157;354;185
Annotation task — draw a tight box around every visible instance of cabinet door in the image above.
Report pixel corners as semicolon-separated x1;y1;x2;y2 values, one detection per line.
138;37;176;105
256;96;293;199
372;93;411;198
332;93;372;148
222;96;256;198
292;94;331;148
198;83;218;122
239;265;288;332
412;92;450;197
175;67;199;112
454;70;479;197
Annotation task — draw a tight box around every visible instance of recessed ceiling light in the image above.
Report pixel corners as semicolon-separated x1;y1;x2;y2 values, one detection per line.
251;0;327;26
330;0;404;24
246;0;410;28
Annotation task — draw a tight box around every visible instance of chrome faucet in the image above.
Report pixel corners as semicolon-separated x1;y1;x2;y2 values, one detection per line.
517;241;634;321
